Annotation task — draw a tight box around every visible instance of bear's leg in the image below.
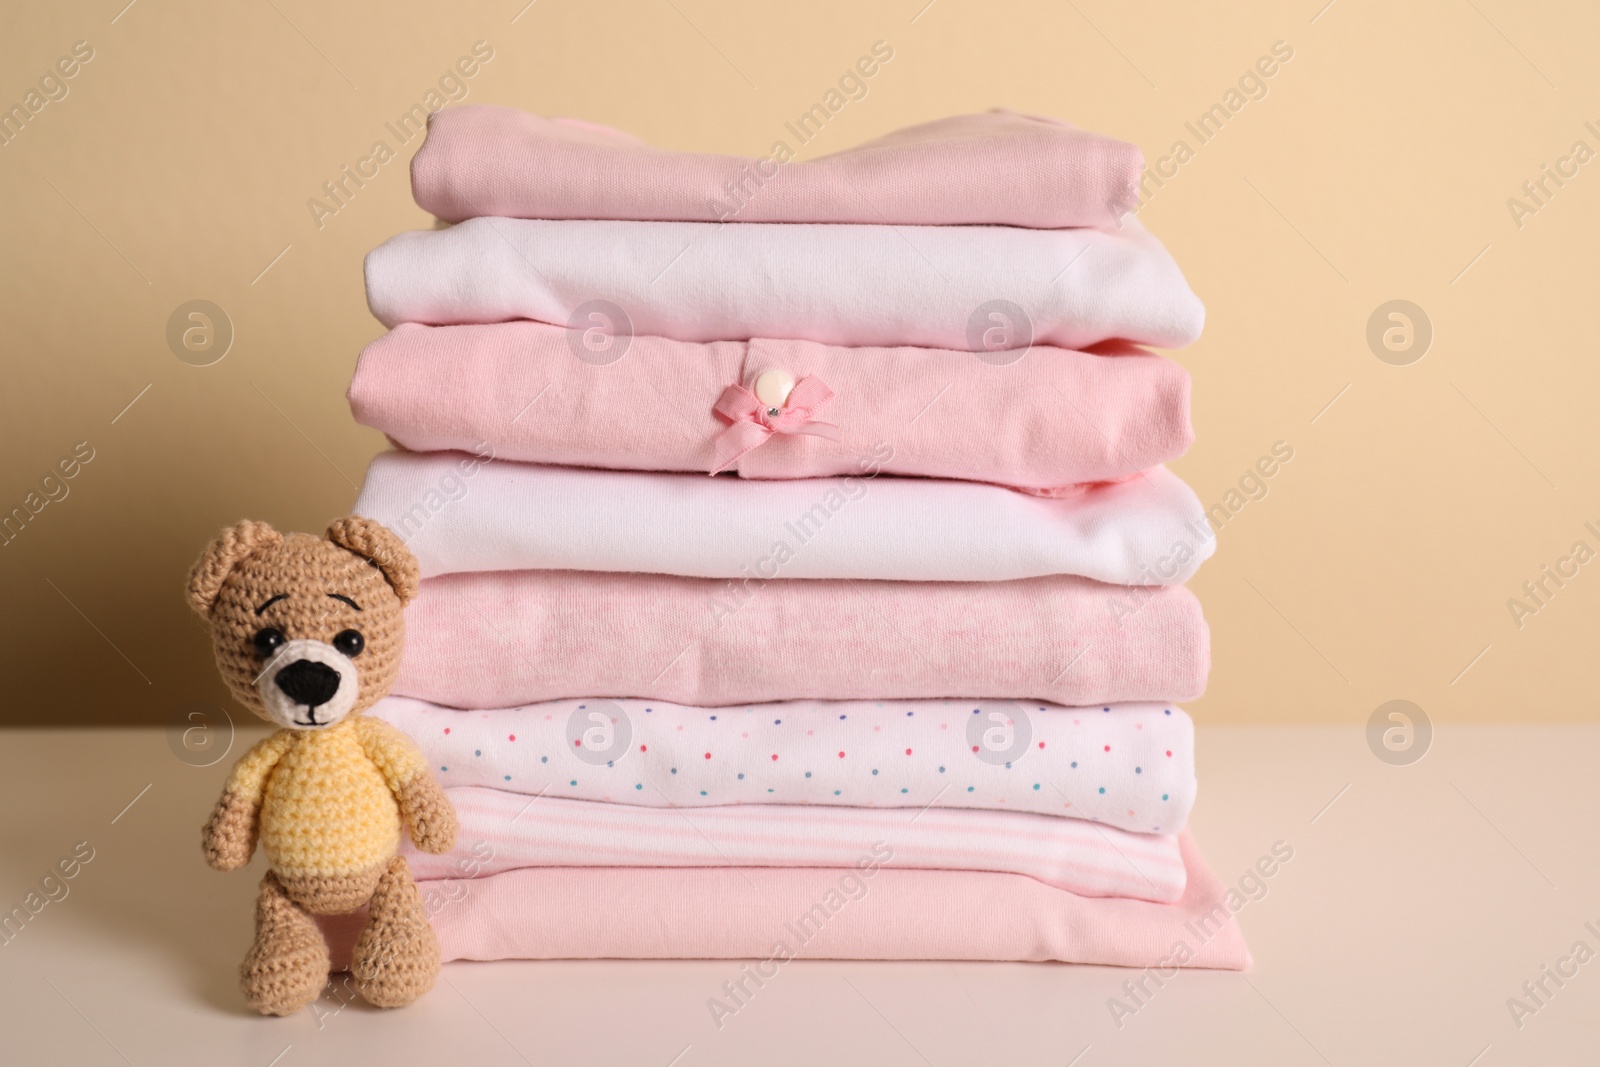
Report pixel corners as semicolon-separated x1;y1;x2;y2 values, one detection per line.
241;871;331;1016
350;856;441;1008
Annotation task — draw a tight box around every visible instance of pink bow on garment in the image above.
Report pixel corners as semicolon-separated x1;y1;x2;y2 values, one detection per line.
710;375;841;474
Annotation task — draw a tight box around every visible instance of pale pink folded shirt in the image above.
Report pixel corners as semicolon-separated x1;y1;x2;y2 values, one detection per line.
412;107;1143;228
350;323;1192;493
413;787;1188;902
397;570;1208;709
319;831;1249;969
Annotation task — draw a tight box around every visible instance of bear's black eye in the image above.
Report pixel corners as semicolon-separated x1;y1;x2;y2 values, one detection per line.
333;629;364;657
252;627;286;658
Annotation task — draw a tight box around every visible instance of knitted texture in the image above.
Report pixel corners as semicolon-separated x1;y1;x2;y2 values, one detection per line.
190;518;456;1013
350;856;442;1008
241;872;331;1016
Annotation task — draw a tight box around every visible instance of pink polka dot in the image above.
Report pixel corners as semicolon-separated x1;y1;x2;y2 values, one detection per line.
742;732;749;738
1073;719;1080;726
1104;745;1111;752
940;723;948;730
1038;742;1046;749
704;752;712;759
573;739;582;747
905;748;913;755
508;734;516;742
676;724;684;731
443;727;451;735
806;730;814;736
640;744;648;752
1166;750;1173;757
770;754;778;761
838;751;846;758
971;745;979;753
873;725;881;732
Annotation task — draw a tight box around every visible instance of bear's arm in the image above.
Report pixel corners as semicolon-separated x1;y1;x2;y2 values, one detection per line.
201;730;294;871
355;717;458;855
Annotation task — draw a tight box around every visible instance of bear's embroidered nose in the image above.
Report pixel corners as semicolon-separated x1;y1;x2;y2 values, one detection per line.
274;659;342;709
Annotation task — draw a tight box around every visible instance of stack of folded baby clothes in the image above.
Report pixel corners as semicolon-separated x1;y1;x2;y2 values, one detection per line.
344;106;1247;970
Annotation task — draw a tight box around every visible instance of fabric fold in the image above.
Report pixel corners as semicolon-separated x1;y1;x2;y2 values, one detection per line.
412;107;1144;229
410;787;1188;901
364;216;1204;351
347;323;1195;492
318;830;1250;968
354;452;1215;585
373;696;1196;833
395;570;1210;708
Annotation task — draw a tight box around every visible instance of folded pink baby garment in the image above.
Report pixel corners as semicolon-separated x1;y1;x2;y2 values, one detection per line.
397;570;1209;708
411;107;1142;229
364;216;1204;351
320;831;1249;968
373;696;1195;833
354;453;1214;586
349;323;1193;493
410;788;1187;902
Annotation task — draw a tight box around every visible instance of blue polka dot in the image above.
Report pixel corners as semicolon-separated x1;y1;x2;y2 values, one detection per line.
645;708;653;713
774;719;782;725
1071;761;1078;769
1004;762;1012;769
440;766;448;772
1098;786;1106;794
767;788;774;793
871;769;879;776
906;711;914;716
570;779;578;786
699;790;707;796
606;760;614;768
938;766;946;773
710;715;717;721
1162;794;1169;801
900;788;908;793
839;714;847;720
636;784;643;790
1102;707;1110;713
834;789;841;795
737;773;745;780
504;775;511;781
1135;767;1142;774
670;768;678;774
1032;783;1040;790
540;756;548;764
805;771;812;778
474;749;481;757
967;786;975;792
1164;708;1172;715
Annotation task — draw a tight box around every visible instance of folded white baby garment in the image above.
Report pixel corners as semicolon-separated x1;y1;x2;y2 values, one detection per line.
373;695;1197;835
364;216;1204;351
354;452;1213;585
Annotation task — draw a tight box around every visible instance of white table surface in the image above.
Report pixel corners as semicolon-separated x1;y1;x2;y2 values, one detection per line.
0;723;1594;1066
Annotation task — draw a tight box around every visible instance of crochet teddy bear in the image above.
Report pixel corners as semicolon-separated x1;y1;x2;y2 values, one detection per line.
187;516;457;1016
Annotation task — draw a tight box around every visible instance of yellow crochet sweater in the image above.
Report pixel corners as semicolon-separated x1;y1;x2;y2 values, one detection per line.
225;718;427;878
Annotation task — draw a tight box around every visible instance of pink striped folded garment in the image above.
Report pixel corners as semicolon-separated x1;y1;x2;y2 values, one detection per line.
396;570;1209;709
412;788;1188;902
319;831;1249;968
348;323;1193;493
411;107;1143;229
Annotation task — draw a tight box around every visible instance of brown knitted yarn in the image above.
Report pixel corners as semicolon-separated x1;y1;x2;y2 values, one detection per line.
327;516;419;605
193;527;412;721
186;520;283;616
240;872;332;1016
350;856;441;1009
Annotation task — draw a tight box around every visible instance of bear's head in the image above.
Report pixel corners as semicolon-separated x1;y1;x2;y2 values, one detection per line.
186;517;418;731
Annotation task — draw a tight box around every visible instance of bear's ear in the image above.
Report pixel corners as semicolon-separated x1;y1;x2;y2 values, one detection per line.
187;520;283;617
326;516;419;605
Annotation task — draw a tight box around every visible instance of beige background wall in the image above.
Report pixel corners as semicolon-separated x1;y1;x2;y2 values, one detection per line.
1;0;1595;726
